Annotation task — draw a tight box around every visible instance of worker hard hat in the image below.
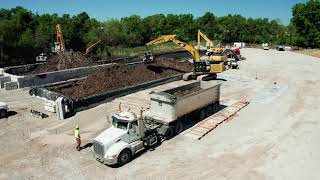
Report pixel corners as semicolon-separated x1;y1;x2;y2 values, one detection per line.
76;125;79;129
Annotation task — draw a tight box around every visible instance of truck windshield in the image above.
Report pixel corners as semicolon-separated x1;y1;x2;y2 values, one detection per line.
112;117;128;130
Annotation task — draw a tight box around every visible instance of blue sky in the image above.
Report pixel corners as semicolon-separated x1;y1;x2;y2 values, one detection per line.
0;0;308;24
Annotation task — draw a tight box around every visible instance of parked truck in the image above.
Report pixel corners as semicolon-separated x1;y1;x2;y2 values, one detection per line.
92;81;221;166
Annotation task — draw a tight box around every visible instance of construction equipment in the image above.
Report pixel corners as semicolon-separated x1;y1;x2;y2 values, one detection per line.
36;53;48;62
197;30;239;65
92;81;221;166
146;34;225;80
197;30;224;54
52;24;66;53
142;51;154;63
85;39;102;56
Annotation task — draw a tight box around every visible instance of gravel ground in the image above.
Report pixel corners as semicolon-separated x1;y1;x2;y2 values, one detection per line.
0;48;319;180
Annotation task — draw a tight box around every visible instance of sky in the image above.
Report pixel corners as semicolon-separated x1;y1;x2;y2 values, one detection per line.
0;0;308;25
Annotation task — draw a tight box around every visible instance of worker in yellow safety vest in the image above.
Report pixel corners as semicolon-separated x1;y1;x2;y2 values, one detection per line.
75;125;81;151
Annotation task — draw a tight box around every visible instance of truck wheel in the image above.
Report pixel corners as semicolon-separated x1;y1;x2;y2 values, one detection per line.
0;109;7;118
198;109;206;121
165;126;174;140
118;149;132;166
206;106;213;117
174;120;183;134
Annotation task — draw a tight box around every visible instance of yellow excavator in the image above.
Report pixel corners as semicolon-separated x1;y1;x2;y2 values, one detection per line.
84;39;102;56
197;30;227;61
146;34;225;80
197;30;223;54
52;24;66;53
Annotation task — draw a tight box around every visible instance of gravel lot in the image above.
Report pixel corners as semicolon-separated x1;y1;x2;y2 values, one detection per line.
0;48;319;180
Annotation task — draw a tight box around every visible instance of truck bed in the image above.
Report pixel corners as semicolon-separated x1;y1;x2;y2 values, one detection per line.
148;81;221;124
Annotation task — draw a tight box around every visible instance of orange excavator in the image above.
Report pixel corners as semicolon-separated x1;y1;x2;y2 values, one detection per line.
52;24;66;53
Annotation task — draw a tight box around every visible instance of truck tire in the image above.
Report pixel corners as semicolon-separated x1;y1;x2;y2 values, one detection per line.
165;126;174;140
198;109;206;121
118;149;132;166
206;106;213;117
174;120;183;134
0;109;7;118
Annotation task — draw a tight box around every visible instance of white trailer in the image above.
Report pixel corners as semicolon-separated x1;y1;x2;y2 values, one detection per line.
234;42;246;48
93;81;221;166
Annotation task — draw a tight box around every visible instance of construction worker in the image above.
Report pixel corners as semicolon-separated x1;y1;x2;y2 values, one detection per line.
75;125;81;151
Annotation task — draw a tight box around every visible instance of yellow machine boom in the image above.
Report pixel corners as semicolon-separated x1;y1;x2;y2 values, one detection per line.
197;30;214;50
85;39;102;56
146;34;225;80
146;34;201;61
55;24;65;53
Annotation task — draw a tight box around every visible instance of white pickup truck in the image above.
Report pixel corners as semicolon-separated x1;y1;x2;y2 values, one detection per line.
0;102;9;118
92;81;221;166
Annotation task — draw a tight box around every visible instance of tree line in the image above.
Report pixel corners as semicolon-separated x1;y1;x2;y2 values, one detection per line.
0;0;319;66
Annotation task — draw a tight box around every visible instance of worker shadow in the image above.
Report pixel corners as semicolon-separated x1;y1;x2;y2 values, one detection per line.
80;143;93;150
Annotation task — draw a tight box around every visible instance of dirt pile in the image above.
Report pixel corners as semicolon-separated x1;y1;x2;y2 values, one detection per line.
50;58;192;99
30;52;94;74
173;86;202;97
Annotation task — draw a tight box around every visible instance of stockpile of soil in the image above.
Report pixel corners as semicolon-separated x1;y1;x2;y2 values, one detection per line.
173;86;202;97
50;58;192;99
30;52;94;75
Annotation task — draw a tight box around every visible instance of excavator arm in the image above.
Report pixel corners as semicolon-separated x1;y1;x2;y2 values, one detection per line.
146;34;200;61
85;39;102;56
198;30;214;50
55;24;65;53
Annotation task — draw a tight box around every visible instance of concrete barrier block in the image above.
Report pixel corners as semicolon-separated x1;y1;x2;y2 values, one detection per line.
0;76;11;88
4;82;18;90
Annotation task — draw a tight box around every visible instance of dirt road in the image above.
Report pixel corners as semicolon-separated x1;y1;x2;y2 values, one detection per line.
0;48;319;180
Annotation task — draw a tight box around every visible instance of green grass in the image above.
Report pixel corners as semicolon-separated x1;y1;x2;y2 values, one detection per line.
100;41;201;57
297;49;320;58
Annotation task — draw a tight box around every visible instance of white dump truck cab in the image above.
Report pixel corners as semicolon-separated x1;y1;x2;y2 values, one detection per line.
0;102;9;118
93;111;158;166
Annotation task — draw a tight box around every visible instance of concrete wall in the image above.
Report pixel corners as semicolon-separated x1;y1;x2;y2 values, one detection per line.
0;76;11;88
3;63;113;88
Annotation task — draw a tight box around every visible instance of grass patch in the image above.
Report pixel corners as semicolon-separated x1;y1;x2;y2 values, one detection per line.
297;49;320;58
99;41;201;57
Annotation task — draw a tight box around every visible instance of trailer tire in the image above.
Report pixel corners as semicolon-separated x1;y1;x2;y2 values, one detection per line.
118;149;132;166
174;120;183;134
206;106;213;117
0;109;7;119
198;109;206;121
165;126;174;140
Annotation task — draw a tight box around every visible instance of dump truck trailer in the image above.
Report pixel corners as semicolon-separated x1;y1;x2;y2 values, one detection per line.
93;81;221;166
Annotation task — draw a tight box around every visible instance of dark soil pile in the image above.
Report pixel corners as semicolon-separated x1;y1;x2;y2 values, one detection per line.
30;52;94;74
50;58;192;99
173;86;202;97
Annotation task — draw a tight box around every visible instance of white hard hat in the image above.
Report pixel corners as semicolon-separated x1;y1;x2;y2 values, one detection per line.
76;125;79;129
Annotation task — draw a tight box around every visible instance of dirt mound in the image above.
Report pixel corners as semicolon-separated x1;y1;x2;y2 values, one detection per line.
31;52;94;74
50;58;192;99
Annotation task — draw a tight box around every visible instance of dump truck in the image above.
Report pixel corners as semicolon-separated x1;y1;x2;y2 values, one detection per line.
93;81;221;166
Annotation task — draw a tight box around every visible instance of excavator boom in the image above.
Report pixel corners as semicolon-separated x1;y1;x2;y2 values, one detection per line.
146;34;201;61
197;30;214;50
55;24;65;53
85;39;102;56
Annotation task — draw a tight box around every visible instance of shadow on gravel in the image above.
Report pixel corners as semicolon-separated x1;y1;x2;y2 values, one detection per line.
81;143;93;150
2;111;18;119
